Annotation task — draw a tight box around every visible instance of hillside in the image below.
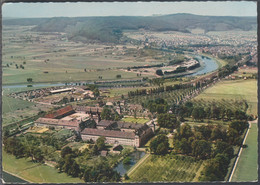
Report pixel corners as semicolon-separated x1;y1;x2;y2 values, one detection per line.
3;14;257;43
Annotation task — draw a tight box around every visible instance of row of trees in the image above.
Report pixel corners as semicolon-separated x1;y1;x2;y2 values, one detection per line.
128;83;192;98
174;101;248;121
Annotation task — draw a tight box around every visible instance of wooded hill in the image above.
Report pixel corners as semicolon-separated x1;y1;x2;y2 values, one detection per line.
3;13;257;43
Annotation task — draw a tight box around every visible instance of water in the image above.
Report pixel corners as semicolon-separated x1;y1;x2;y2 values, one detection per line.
189;55;219;76
3;83;65;89
2;171;28;183
114;151;145;176
2;55;219;89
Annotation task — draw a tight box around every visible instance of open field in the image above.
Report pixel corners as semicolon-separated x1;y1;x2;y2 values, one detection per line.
195;79;257;116
127;154;205;182
2;151;84;183
231;122;258;182
122;117;149;124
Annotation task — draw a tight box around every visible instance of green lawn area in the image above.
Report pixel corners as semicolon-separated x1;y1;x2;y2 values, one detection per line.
2;151;84;183
195;79;257;116
127;154;205;182
122;117;149;124
231;122;258;182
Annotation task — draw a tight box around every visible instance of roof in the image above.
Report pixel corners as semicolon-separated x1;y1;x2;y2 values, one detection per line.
100;150;108;156
73;106;103;113
35;117;80;127
50;88;73;94
81;128;136;139
44;105;74;119
97;120;114;127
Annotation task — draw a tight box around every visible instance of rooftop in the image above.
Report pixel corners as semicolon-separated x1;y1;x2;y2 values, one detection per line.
81;128;136;139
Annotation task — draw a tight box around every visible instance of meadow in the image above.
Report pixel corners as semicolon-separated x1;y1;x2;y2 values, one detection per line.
195;79;257;116
231;122;258;182
2;151;84;183
122;117;149;124
127;154;205;182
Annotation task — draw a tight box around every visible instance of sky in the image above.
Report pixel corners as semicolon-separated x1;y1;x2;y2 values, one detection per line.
2;1;257;18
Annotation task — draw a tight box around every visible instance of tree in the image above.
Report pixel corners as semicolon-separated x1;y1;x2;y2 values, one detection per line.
157;113;180;129
176;123;193;139
96;136;106;151
150;134;169;155
192;140;211;160
27;78;33;83
101;107;112;120
192;106;205;121
93;88;100;97
156;69;163;76
116;74;121;79
229;121;248;135
61;146;73;158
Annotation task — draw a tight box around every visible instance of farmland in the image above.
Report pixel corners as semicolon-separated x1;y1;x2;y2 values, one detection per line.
127;154;205;182
195;79;257;116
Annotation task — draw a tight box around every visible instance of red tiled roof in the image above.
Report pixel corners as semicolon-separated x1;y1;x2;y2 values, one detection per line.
44;105;74;118
81;128;136;139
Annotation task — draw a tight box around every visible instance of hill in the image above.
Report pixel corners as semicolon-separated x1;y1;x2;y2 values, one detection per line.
3;14;257;43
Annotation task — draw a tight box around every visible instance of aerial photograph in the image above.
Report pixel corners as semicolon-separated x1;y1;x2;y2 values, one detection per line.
1;1;258;183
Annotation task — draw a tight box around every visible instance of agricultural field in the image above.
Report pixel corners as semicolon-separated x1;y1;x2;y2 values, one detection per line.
122;117;150;124
2;87;52;126
127;154;205;182
2;151;84;183
2;25;167;85
195;79;257;116
231;121;258;182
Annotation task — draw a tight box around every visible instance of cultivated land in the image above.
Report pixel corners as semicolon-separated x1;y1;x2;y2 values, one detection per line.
2;151;84;183
127;154;205;182
231;121;258;182
195;79;257;116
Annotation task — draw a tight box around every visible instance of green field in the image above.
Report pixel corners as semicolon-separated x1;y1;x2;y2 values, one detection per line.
122;117;149;124
231;122;258;182
2;151;84;183
127;154;205;182
195;79;257;116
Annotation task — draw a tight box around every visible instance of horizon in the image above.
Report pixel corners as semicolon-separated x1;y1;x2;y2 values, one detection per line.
3;12;257;20
3;2;257;18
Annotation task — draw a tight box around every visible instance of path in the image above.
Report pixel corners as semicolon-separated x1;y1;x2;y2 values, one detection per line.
228;119;257;182
127;154;150;176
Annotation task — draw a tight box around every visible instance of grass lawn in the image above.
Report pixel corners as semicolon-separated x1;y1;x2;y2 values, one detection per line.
2;151;84;183
122;117;150;124
127;154;205;182
195;79;257;116
231;122;258;182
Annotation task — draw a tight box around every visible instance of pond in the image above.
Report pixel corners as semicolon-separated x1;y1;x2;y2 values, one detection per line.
114;151;145;176
2;171;28;183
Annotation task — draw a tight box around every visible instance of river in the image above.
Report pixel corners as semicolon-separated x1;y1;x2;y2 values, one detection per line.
114;151;145;176
2;55;219;90
190;55;219;76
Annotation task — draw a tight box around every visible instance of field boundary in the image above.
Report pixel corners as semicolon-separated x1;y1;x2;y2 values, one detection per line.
127;153;150;176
